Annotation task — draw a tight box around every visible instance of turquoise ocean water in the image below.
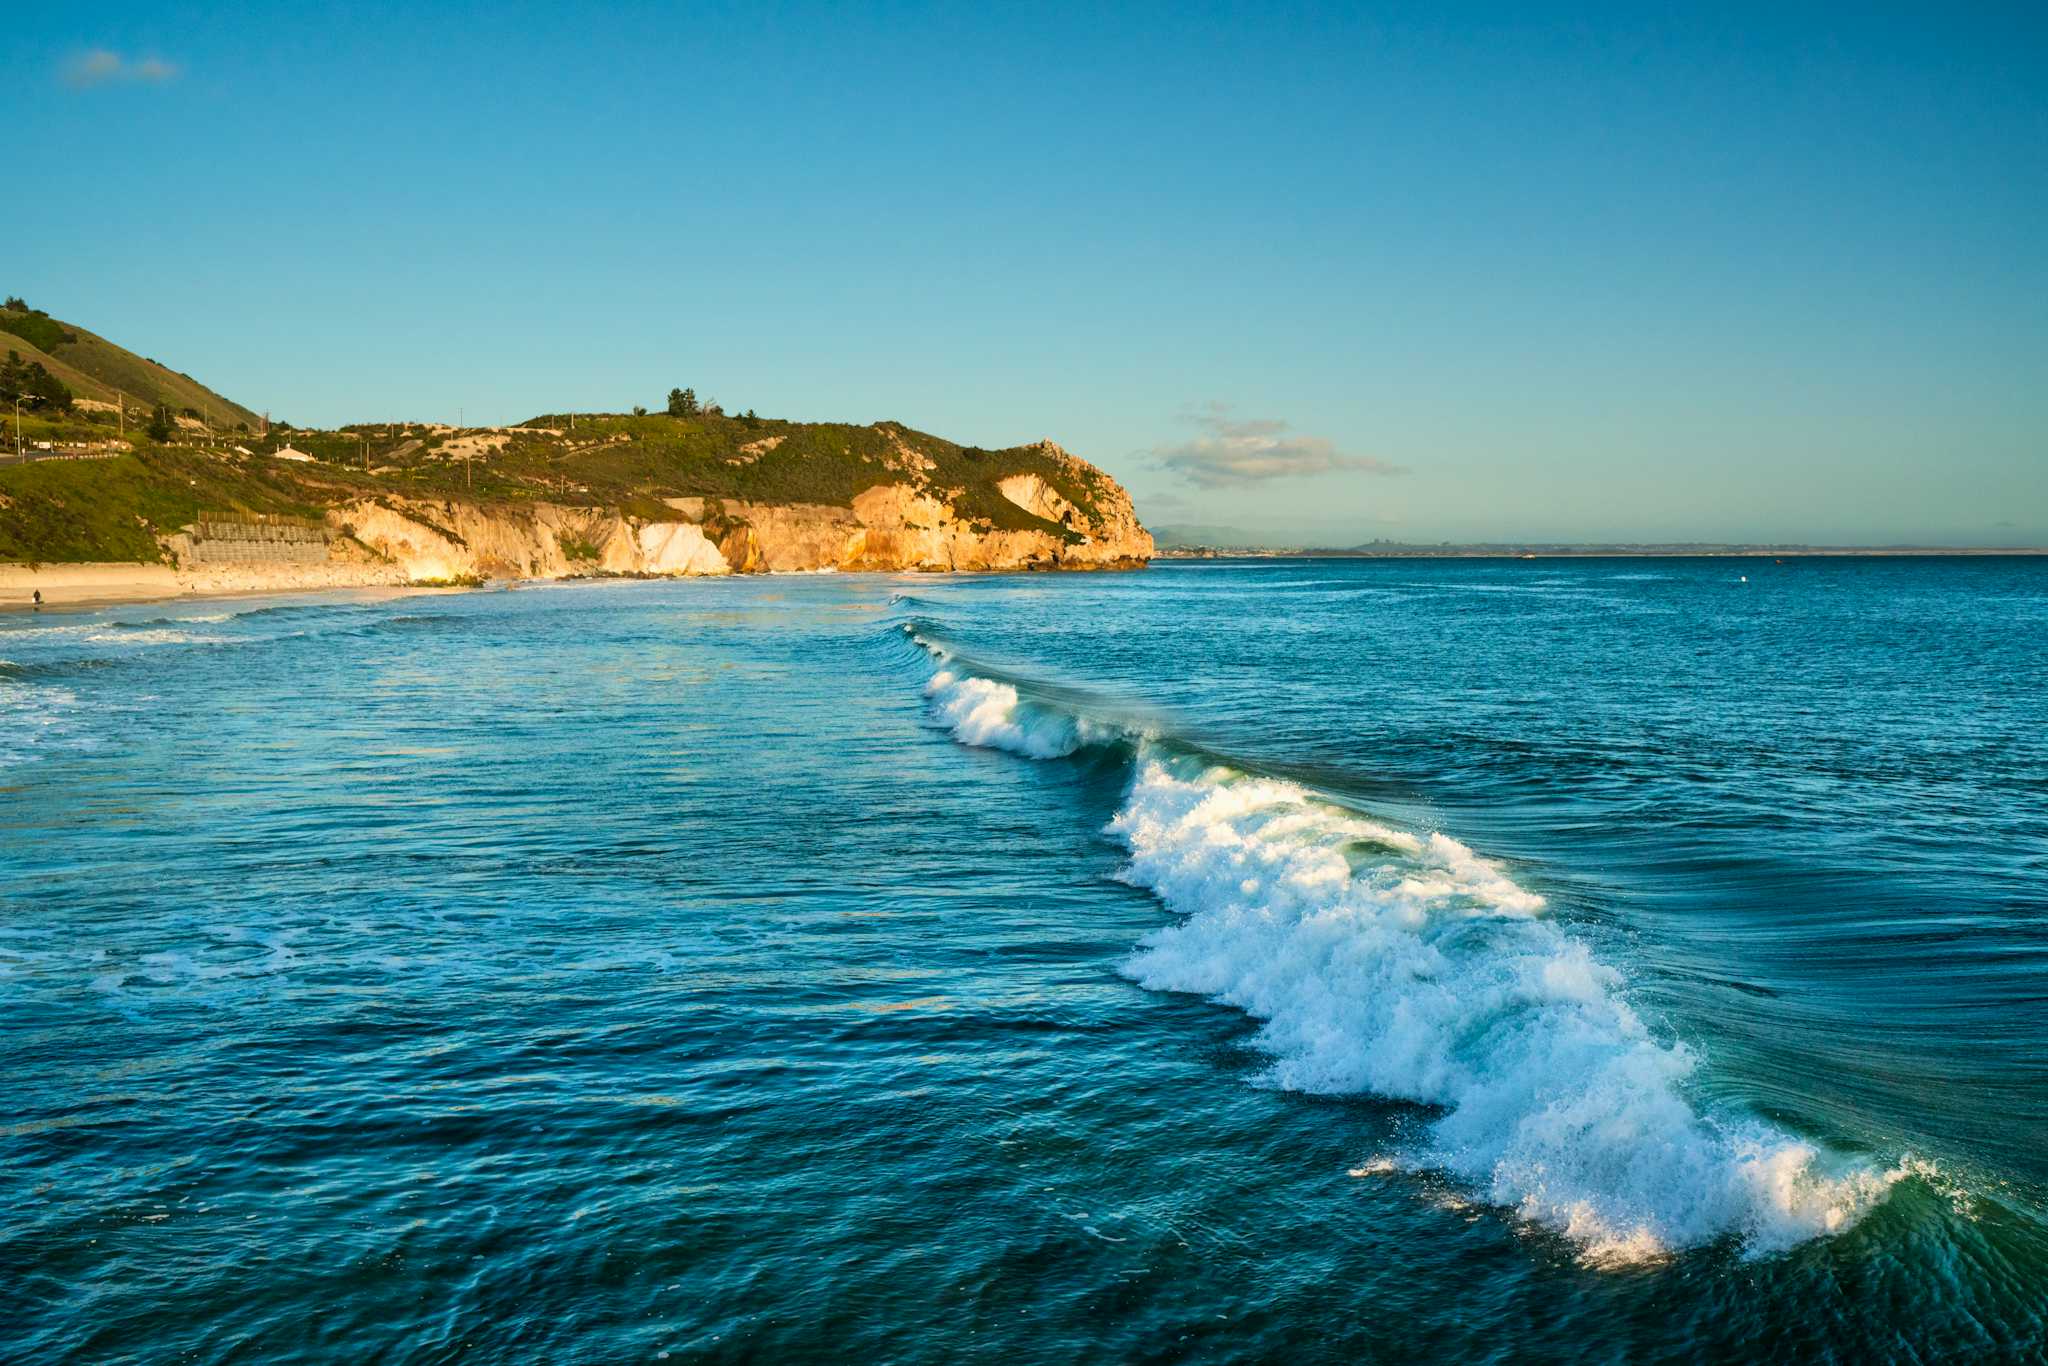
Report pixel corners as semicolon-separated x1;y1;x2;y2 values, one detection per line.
3;558;2044;1361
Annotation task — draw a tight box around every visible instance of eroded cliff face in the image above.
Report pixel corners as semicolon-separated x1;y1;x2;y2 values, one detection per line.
327;442;1153;582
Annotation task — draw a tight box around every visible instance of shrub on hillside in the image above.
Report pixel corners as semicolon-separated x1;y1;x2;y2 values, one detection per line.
0;309;77;354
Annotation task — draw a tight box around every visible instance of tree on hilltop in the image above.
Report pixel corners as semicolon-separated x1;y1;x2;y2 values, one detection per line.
667;387;699;417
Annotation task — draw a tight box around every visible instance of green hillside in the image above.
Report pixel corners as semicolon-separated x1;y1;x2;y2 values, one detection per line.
0;446;325;563
0;306;1140;566
0;410;1120;564
0;300;262;429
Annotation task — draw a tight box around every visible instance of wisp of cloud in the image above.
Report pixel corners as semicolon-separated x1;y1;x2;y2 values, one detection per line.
63;49;181;89
1151;403;1403;487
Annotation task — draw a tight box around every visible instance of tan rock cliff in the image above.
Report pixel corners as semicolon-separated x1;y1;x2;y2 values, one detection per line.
325;442;1152;582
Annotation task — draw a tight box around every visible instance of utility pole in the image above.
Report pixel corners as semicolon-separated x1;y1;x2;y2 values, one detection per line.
12;395;41;459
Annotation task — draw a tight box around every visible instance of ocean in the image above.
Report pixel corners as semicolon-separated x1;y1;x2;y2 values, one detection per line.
2;557;2044;1362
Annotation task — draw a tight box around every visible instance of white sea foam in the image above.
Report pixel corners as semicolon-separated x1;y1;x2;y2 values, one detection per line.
923;668;1117;759
917;653;1921;1263
83;628;230;647
0;673;88;769
1111;754;1918;1262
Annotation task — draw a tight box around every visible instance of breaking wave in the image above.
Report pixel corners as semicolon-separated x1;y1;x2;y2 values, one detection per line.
924;669;1124;759
911;638;1926;1264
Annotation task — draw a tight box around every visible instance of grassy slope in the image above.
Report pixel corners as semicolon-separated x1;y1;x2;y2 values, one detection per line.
1;411;1129;564
500;414;1111;530
0;447;324;563
0;310;262;429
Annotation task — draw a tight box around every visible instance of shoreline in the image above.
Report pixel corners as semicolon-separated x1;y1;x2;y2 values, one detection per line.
0;560;1037;616
9;545;2042;615
0;561;414;615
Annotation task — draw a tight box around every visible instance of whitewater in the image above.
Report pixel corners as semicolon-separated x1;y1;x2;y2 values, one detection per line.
920;642;1922;1264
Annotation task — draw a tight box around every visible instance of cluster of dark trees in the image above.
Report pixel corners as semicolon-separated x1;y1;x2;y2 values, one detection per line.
663;388;763;424
0;350;73;412
624;389;771;423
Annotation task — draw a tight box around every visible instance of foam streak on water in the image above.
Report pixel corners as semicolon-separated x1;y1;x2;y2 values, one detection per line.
922;652;1918;1263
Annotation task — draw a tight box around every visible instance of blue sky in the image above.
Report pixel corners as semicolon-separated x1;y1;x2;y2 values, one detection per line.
11;2;2045;544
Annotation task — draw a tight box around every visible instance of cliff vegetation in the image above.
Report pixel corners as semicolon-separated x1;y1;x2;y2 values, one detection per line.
0;304;1152;574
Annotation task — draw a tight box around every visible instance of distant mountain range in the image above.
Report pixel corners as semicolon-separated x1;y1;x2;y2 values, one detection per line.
1157;540;2045;558
1150;524;1267;549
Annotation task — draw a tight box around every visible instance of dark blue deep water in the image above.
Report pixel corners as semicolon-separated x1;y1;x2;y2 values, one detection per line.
2;558;2044;1362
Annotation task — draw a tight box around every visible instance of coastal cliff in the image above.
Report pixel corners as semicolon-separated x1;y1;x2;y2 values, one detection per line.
0;304;1153;587
320;447;1152;582
2;434;1151;605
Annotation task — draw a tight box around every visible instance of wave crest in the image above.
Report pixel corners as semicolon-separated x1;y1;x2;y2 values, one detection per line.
915;650;1922;1264
924;669;1122;759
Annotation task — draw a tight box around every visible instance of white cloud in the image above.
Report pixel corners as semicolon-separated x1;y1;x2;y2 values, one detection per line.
63;49;182;89
1148;403;1404;488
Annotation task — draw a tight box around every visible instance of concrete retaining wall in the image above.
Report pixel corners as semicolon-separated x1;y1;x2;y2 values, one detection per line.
185;515;332;566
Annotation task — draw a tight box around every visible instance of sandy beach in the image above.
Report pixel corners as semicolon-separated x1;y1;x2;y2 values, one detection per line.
0;561;407;613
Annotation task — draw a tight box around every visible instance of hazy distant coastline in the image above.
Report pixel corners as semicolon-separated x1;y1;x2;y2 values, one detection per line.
1157;542;2048;560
